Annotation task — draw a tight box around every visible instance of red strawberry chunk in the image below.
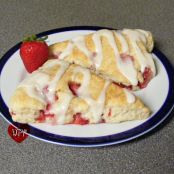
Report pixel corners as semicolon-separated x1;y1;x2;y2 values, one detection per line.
49;52;62;59
72;113;89;125
68;82;81;96
36;110;54;122
46;103;51;111
138;67;153;89
108;108;112;117
100;119;105;123
36;111;46;122
120;53;134;62
114;82;133;90
10;111;16;115
54;95;59;101
92;52;97;57
43;85;49;93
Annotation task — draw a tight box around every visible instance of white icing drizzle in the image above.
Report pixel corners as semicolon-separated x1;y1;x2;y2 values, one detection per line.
92;33;103;69
114;30;129;53
19;60;69;104
58;29;155;85
18;71;50;103
46;61;69;102
49;93;73;124
97;29;137;85
59;41;74;60
59;36;94;63
73;67;91;97
123;89;135;103
72;36;92;59
122;29;156;76
73;66;110;122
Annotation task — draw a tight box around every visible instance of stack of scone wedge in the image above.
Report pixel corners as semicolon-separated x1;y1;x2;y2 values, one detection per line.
9;29;156;125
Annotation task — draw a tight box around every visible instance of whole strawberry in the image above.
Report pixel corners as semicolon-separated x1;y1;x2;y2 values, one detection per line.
20;35;49;73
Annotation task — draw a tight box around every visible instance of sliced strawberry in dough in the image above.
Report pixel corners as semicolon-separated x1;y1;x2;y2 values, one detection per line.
36;111;46;122
108;108;112;117
139;67;153;89
46;103;51;110
114;67;152;89
68;82;81;96
54;95;59;101
120;53;134;62
43;85;49;93
36;111;54;122
100;119;106;123
114;82;133;90
72;113;89;125
10;111;16;116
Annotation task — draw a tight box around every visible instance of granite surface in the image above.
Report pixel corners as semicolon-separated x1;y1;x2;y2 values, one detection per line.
0;0;174;173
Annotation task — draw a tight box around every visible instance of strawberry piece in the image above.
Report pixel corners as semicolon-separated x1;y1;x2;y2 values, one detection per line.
20;35;49;73
120;53;134;62
8;124;29;143
36;111;46;122
138;67;153;89
100;119;105;123
36;110;54;123
114;82;133;90
46;103;51;111
43;85;58;102
68;82;81;96
54;95;59;101
92;52;97;57
43;85;49;93
10;111;16;115
72;113;89;125
114;67;152;89
108;108;112;117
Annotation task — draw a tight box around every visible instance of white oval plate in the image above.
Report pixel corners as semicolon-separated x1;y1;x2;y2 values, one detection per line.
0;26;174;147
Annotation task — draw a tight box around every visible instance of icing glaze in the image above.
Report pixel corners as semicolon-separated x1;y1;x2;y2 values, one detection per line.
57;29;155;86
50;92;73;124
18;71;50;103
114;30;129;53
97;29;138;85
46;61;69;102
59;41;74;60
19;60;69;104
72;66;110;123
123;89;135;103
122;29;156;76
92;33;103;69
16;58;137;124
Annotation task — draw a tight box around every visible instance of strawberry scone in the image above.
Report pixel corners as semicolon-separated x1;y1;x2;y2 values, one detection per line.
9;59;150;124
49;29;156;90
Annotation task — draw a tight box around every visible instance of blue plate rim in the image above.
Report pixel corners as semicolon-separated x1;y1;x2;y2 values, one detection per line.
0;26;174;147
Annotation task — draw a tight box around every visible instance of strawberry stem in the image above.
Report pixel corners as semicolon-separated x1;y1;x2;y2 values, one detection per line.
23;35;48;42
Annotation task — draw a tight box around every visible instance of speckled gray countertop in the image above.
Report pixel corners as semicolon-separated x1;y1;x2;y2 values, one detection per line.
0;0;174;173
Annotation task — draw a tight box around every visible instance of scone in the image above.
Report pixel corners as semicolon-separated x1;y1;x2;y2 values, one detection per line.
9;59;150;124
49;29;156;90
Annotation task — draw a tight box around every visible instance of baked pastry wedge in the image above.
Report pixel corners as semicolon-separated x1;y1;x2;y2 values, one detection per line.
9;59;150;124
49;29;156;90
